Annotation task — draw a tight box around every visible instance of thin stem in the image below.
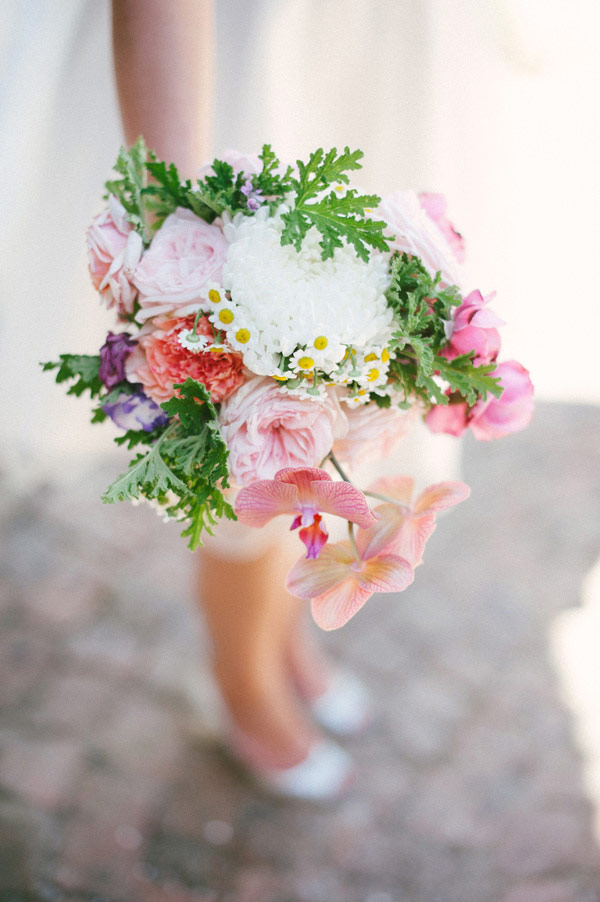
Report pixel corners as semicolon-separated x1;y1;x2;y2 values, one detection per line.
328;452;351;483
363;489;406;506
347;520;360;560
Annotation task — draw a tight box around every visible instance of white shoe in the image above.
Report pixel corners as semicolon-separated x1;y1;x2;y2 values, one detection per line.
309;671;372;738
231;735;356;803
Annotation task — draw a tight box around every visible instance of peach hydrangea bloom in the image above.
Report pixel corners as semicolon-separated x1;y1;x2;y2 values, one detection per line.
125;314;244;404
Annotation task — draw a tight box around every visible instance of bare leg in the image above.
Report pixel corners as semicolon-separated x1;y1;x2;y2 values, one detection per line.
284;595;336;702
197;542;318;770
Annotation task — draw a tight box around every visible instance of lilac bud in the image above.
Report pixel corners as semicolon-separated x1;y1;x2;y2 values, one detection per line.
99;331;137;389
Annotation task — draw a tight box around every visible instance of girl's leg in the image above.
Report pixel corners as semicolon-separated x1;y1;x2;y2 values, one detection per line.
197;541;318;770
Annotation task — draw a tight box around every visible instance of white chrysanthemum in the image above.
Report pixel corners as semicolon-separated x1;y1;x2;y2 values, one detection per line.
220;209;394;378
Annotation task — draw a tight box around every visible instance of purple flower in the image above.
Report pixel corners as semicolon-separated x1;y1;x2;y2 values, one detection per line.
240;177;264;211
103;388;169;432
99;331;137;389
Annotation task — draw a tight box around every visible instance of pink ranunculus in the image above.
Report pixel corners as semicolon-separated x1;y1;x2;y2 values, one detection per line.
377;190;464;289
86;195;143;315
219;377;348;486
125;314;244;404
418;192;466;264
133;208;228;322
197;149;262;180
443;289;504;366
333;402;416;468
469;360;534;441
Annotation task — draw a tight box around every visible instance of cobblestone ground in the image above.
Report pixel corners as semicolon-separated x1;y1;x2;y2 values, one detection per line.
1;402;600;902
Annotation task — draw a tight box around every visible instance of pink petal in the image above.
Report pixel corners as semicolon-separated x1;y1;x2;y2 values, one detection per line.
298;514;329;559
355;502;409;560
367;476;414;505
310;480;377;529
275;467;331;503
414;481;471;515
311;580;373;630
388;515;437;566
359;554;415;593
235;479;298;527
286;541;356;600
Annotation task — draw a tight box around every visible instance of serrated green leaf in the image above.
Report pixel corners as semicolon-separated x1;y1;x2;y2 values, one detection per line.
42;355;103;398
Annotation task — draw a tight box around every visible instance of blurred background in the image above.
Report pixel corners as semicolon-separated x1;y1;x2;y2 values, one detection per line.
1;1;599;900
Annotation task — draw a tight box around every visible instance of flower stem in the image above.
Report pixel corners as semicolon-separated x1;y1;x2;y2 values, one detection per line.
328;452;351;483
347;520;360;560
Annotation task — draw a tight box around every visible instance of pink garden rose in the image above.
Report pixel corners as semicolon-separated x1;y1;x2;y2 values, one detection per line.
377;190;464;289
443;289;504;366
219;377;348;486
469;360;534;440
333;402;416;467
425;360;534;440
133;208;228;321
418;193;466;264
125;314;244;404
86;195;142;315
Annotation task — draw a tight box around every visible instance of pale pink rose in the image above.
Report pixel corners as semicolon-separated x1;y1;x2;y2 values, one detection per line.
125;314;244;404
425;400;470;437
418;193;466;264
133;208;228;321
333;402;416;467
469;361;534;440
443;289;504;366
219;377;348;486
197;149;262;180
86;195;142;315
377;190;464;289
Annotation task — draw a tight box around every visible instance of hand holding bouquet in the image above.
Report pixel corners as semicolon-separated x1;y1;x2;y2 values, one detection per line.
44;141;533;628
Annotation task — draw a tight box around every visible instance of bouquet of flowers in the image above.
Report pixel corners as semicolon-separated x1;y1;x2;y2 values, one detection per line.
44;141;533;629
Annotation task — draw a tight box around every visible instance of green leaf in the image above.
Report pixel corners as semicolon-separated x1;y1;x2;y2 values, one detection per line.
102;379;233;550
143;156;192;229
437;355;503;406
104;137;150;242
280;147;390;261
42;355;103;398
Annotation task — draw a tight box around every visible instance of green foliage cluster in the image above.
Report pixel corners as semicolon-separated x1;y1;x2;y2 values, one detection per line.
105;139;390;262
102;379;234;550
42;353;233;550
385;253;502;407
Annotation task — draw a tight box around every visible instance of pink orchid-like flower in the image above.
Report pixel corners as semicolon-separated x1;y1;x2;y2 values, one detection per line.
443;289;504;366
357;477;471;567
235;467;377;559
286;534;414;631
469;360;534;440
285;475;470;630
425;360;534;441
425;398;470;437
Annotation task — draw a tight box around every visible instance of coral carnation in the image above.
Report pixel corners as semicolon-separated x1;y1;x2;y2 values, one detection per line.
125;314;244;404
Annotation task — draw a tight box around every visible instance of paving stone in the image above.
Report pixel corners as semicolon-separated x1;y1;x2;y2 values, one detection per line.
0;737;82;811
1;403;600;900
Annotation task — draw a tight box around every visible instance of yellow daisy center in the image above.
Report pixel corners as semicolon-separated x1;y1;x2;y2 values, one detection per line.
381;348;390;363
235;328;250;344
364;352;378;362
218;308;234;324
208;289;221;304
273;375;288;382
367;368;380;382
314;336;328;351
297;356;314;370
